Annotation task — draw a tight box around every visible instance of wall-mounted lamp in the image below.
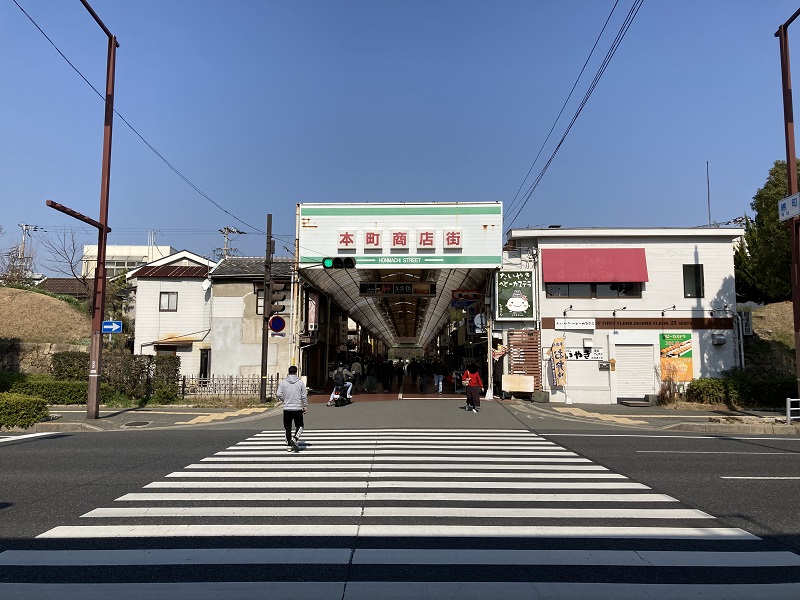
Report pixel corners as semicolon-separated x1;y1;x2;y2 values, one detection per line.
709;304;729;317
612;306;627;317
563;305;574;317
661;305;676;317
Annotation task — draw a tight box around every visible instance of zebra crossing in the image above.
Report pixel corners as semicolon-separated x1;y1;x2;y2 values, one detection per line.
2;428;800;599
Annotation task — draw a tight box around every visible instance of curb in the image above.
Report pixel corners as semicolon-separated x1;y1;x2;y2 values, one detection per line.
665;422;800;435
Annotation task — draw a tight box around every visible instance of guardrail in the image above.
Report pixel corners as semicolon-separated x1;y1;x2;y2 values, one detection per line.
787;397;800;424
181;374;281;398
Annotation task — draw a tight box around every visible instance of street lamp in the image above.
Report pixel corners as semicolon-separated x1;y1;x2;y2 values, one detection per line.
776;8;800;396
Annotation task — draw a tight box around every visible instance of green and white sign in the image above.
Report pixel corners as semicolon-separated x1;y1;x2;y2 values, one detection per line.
497;270;535;320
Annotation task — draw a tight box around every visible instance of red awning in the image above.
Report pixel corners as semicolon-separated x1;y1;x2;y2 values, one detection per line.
541;248;649;283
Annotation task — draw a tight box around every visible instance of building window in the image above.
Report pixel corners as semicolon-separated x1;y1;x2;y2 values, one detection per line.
159;291;178;311
683;265;704;298
545;282;642;298
256;289;264;315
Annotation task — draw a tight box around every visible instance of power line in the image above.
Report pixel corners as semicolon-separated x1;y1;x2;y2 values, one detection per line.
505;0;646;231
506;0;620;220
12;0;265;235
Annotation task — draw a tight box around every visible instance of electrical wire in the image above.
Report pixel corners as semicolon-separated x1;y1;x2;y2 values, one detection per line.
12;0;265;235
506;0;620;220
505;0;645;231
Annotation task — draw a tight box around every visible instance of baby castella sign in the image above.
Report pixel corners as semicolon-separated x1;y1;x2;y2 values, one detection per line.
497;271;534;320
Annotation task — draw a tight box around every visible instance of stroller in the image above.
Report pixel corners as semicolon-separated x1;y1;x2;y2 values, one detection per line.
327;384;352;407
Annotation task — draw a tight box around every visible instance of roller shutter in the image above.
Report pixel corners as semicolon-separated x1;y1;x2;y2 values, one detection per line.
615;345;655;399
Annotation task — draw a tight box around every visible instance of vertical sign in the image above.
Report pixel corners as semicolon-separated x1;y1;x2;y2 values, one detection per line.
497;271;534;320
659;333;693;382
548;337;567;387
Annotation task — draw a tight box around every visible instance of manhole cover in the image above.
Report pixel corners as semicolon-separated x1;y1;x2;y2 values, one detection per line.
123;421;151;428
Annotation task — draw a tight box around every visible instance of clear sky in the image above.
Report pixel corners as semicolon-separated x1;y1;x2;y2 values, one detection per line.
2;0;799;273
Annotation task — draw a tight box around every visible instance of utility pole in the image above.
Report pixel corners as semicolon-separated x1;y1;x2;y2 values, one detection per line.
260;215;274;403
776;9;800;397
216;226;244;260
14;223;44;277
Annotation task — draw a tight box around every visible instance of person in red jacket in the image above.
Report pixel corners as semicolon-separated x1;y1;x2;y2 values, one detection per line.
462;362;484;413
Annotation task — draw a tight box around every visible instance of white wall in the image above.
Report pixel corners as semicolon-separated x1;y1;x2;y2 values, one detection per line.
133;278;211;376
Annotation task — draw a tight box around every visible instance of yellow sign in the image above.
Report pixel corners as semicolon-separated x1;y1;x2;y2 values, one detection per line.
547;337;567;387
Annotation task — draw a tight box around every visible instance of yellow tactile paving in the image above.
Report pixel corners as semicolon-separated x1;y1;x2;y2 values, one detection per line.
175;407;271;425
552;407;648;425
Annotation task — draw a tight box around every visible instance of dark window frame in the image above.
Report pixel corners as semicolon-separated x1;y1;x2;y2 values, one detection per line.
544;282;643;299
682;264;704;298
159;291;178;312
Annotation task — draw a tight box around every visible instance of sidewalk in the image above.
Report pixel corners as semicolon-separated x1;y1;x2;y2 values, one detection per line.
518;400;800;435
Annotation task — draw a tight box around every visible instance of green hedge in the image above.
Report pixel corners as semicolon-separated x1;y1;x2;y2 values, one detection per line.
0;393;49;428
686;373;796;409
49;351;181;402
6;374;116;405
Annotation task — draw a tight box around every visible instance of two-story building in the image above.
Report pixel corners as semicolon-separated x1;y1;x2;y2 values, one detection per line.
497;227;744;404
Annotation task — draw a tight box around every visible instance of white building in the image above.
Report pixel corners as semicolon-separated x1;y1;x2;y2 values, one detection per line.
83;244;177;278
497;227;744;404
126;251;216;377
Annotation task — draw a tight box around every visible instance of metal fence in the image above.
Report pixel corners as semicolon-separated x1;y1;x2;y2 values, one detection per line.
787;397;800;424
181;374;281;398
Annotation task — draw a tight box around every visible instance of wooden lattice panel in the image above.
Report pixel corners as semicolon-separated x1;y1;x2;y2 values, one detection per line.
507;329;542;390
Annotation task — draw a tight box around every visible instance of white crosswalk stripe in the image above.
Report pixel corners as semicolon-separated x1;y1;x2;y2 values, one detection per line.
2;428;799;599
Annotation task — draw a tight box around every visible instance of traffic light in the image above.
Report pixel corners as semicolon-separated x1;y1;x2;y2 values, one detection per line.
269;282;287;315
322;257;356;269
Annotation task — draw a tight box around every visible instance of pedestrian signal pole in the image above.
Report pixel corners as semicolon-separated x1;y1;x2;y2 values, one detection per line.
260;214;274;404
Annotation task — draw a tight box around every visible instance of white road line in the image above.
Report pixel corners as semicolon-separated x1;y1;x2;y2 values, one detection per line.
0;432;58;444
637;451;798;455
143;480;648;490
36;524;756;539
196;460;608;470
207;455;593;463
721;476;800;480
4;548;797;568
548;433;800;442
217;449;580;457
178;467;626;478
236;443;561;449
114;492;677;502
80;506;708;519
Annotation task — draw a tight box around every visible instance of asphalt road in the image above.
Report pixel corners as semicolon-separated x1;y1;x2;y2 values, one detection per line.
1;398;799;599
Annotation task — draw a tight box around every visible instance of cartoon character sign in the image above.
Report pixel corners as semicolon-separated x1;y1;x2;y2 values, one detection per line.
505;289;530;314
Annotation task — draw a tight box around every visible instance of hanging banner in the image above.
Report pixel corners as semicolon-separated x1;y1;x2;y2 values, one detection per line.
547;337;567;387
497;271;535;320
659;333;693;382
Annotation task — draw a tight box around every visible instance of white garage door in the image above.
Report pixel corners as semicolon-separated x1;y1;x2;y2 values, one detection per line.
615;345;656;399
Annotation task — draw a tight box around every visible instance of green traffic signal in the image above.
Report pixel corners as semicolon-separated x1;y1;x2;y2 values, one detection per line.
322;257;356;269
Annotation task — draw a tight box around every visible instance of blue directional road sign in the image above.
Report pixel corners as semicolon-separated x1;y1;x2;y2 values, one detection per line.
101;320;123;334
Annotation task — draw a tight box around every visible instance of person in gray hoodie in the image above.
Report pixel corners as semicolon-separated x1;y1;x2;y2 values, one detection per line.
277;365;308;452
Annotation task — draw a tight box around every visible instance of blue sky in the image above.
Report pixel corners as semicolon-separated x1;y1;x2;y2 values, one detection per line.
2;0;799;272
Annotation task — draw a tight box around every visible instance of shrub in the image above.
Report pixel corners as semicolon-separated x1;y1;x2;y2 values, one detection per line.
7;373;115;405
0;371;25;392
0;393;49;428
685;377;738;406
104;353;151;399
51;351;90;380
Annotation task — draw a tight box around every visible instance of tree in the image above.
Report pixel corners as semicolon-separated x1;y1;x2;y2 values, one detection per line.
40;228;91;297
735;160;798;303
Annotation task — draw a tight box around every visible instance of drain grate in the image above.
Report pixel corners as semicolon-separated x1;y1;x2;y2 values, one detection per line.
123;421;151;428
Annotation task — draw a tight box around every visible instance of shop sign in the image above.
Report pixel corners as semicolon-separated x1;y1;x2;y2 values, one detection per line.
565;347;604;360
497;271;534;320
359;282;436;296
547;337;567;387
660;333;693;382
555;318;596;330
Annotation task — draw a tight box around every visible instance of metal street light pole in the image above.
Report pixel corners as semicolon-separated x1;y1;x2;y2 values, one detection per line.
81;0;118;419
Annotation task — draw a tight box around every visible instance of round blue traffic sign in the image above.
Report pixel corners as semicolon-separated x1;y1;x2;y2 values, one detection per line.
268;315;286;333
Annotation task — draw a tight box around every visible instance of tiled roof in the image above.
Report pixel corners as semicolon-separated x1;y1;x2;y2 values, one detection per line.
132;266;210;279
37;278;93;299
211;257;292;279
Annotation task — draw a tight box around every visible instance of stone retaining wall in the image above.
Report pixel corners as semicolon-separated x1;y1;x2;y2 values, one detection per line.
0;340;88;374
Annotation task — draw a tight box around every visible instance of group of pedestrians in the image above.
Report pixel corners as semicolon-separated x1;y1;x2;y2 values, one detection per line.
277;359;487;451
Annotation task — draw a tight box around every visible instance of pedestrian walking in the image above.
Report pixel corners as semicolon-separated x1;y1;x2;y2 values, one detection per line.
408;358;419;385
433;359;446;395
395;360;405;390
418;359;431;394
462;362;484;413
277;365;308;451
350;357;363;391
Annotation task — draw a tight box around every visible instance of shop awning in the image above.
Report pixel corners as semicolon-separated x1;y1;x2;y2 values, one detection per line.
541;248;649;282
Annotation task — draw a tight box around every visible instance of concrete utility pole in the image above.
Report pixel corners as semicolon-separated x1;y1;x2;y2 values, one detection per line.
776;8;800;396
216;226;244;260
260;215;274;403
